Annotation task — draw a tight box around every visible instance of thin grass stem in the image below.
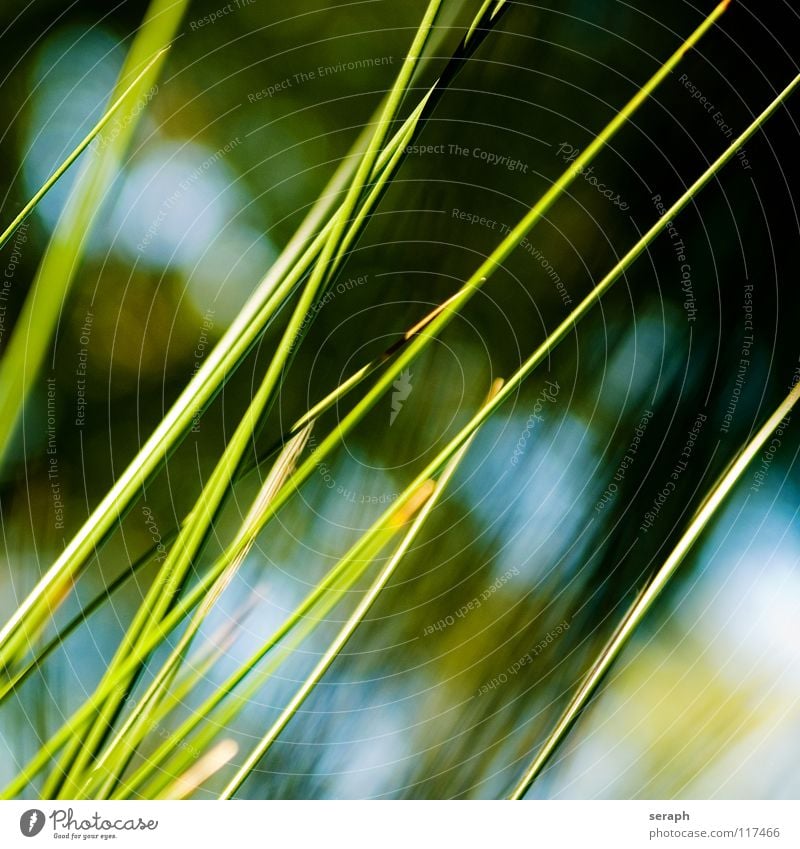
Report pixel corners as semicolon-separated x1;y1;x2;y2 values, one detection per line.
507;376;800;800
219;381;502;799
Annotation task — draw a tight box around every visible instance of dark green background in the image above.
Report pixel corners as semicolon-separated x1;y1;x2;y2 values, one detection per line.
1;0;799;798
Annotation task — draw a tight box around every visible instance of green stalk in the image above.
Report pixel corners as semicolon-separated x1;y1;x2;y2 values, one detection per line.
55;87;433;813
83;292;462;786
3;445;430;798
0;0;188;468
1;557;272;798
112;479;445;797
99;75;797;798
0;16;477;668
2;96;433;705
0;284;464;704
508;376;800;800
0;0;511;671
0;97;409;675
47;380;312;794
4;4;747;797
80;425;312;799
157;4;756;640
14;54;790;803
219;382;500;799
50;0;443;796
0;0;189;668
0;49;168;253
0;526;177;705
121;520;398;799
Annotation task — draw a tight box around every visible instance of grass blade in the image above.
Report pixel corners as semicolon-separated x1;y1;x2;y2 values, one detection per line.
184;44;792;646
113;496;423;798
160;740;239;800
2;422;424;798
3;4;752;796
0;527;177;704
507;377;800;800
10;59;789;801
49;4;443;795
0;48;168;253
0;286;464;702
0;0;508;671
77;425;313;799
0;0;187;468
219;381;502;799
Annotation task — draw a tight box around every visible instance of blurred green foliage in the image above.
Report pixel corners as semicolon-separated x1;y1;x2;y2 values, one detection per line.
0;0;799;799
